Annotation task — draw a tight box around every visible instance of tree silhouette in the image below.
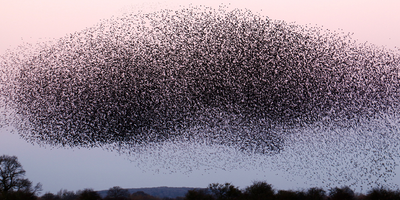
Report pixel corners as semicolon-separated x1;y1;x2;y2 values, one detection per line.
0;155;26;194
0;155;42;199
365;187;400;200
305;187;325;200
105;186;129;200
243;181;274;200
41;192;58;200
275;190;298;200
77;188;102;200
208;183;242;200
185;189;214;200
56;189;78;200
329;186;355;200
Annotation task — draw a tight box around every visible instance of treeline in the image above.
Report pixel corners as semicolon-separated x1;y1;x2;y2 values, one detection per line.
3;182;400;200
38;186;180;200
35;182;400;200
185;182;400;200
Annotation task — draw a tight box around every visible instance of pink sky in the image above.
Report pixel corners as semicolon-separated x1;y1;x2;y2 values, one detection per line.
1;0;399;55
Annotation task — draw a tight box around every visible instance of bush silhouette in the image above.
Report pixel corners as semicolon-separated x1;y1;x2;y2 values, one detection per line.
208;183;242;200
78;189;101;200
329;186;355;200
365;187;400;200
305;187;325;200
243;181;274;200
275;190;298;200
185;189;214;200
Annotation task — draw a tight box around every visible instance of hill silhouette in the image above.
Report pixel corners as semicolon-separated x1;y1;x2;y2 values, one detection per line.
97;186;201;199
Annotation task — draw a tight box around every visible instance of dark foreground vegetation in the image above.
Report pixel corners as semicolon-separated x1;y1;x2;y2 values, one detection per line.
3;182;400;200
1;182;394;200
185;182;400;200
2;155;400;200
0;155;42;200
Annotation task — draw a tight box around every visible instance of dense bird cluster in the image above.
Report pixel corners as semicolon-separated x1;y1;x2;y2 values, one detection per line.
1;5;400;190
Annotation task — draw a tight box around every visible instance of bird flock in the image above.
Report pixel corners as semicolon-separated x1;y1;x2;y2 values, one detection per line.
1;5;400;191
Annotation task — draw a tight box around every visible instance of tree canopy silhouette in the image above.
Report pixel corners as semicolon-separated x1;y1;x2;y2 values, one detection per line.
0;155;42;200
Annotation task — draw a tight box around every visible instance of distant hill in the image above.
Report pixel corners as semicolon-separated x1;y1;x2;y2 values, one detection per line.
97;186;204;199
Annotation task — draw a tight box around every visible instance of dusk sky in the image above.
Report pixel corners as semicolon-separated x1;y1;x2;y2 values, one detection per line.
1;0;400;195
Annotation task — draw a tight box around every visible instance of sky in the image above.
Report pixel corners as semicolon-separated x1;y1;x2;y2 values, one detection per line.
1;0;400;195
